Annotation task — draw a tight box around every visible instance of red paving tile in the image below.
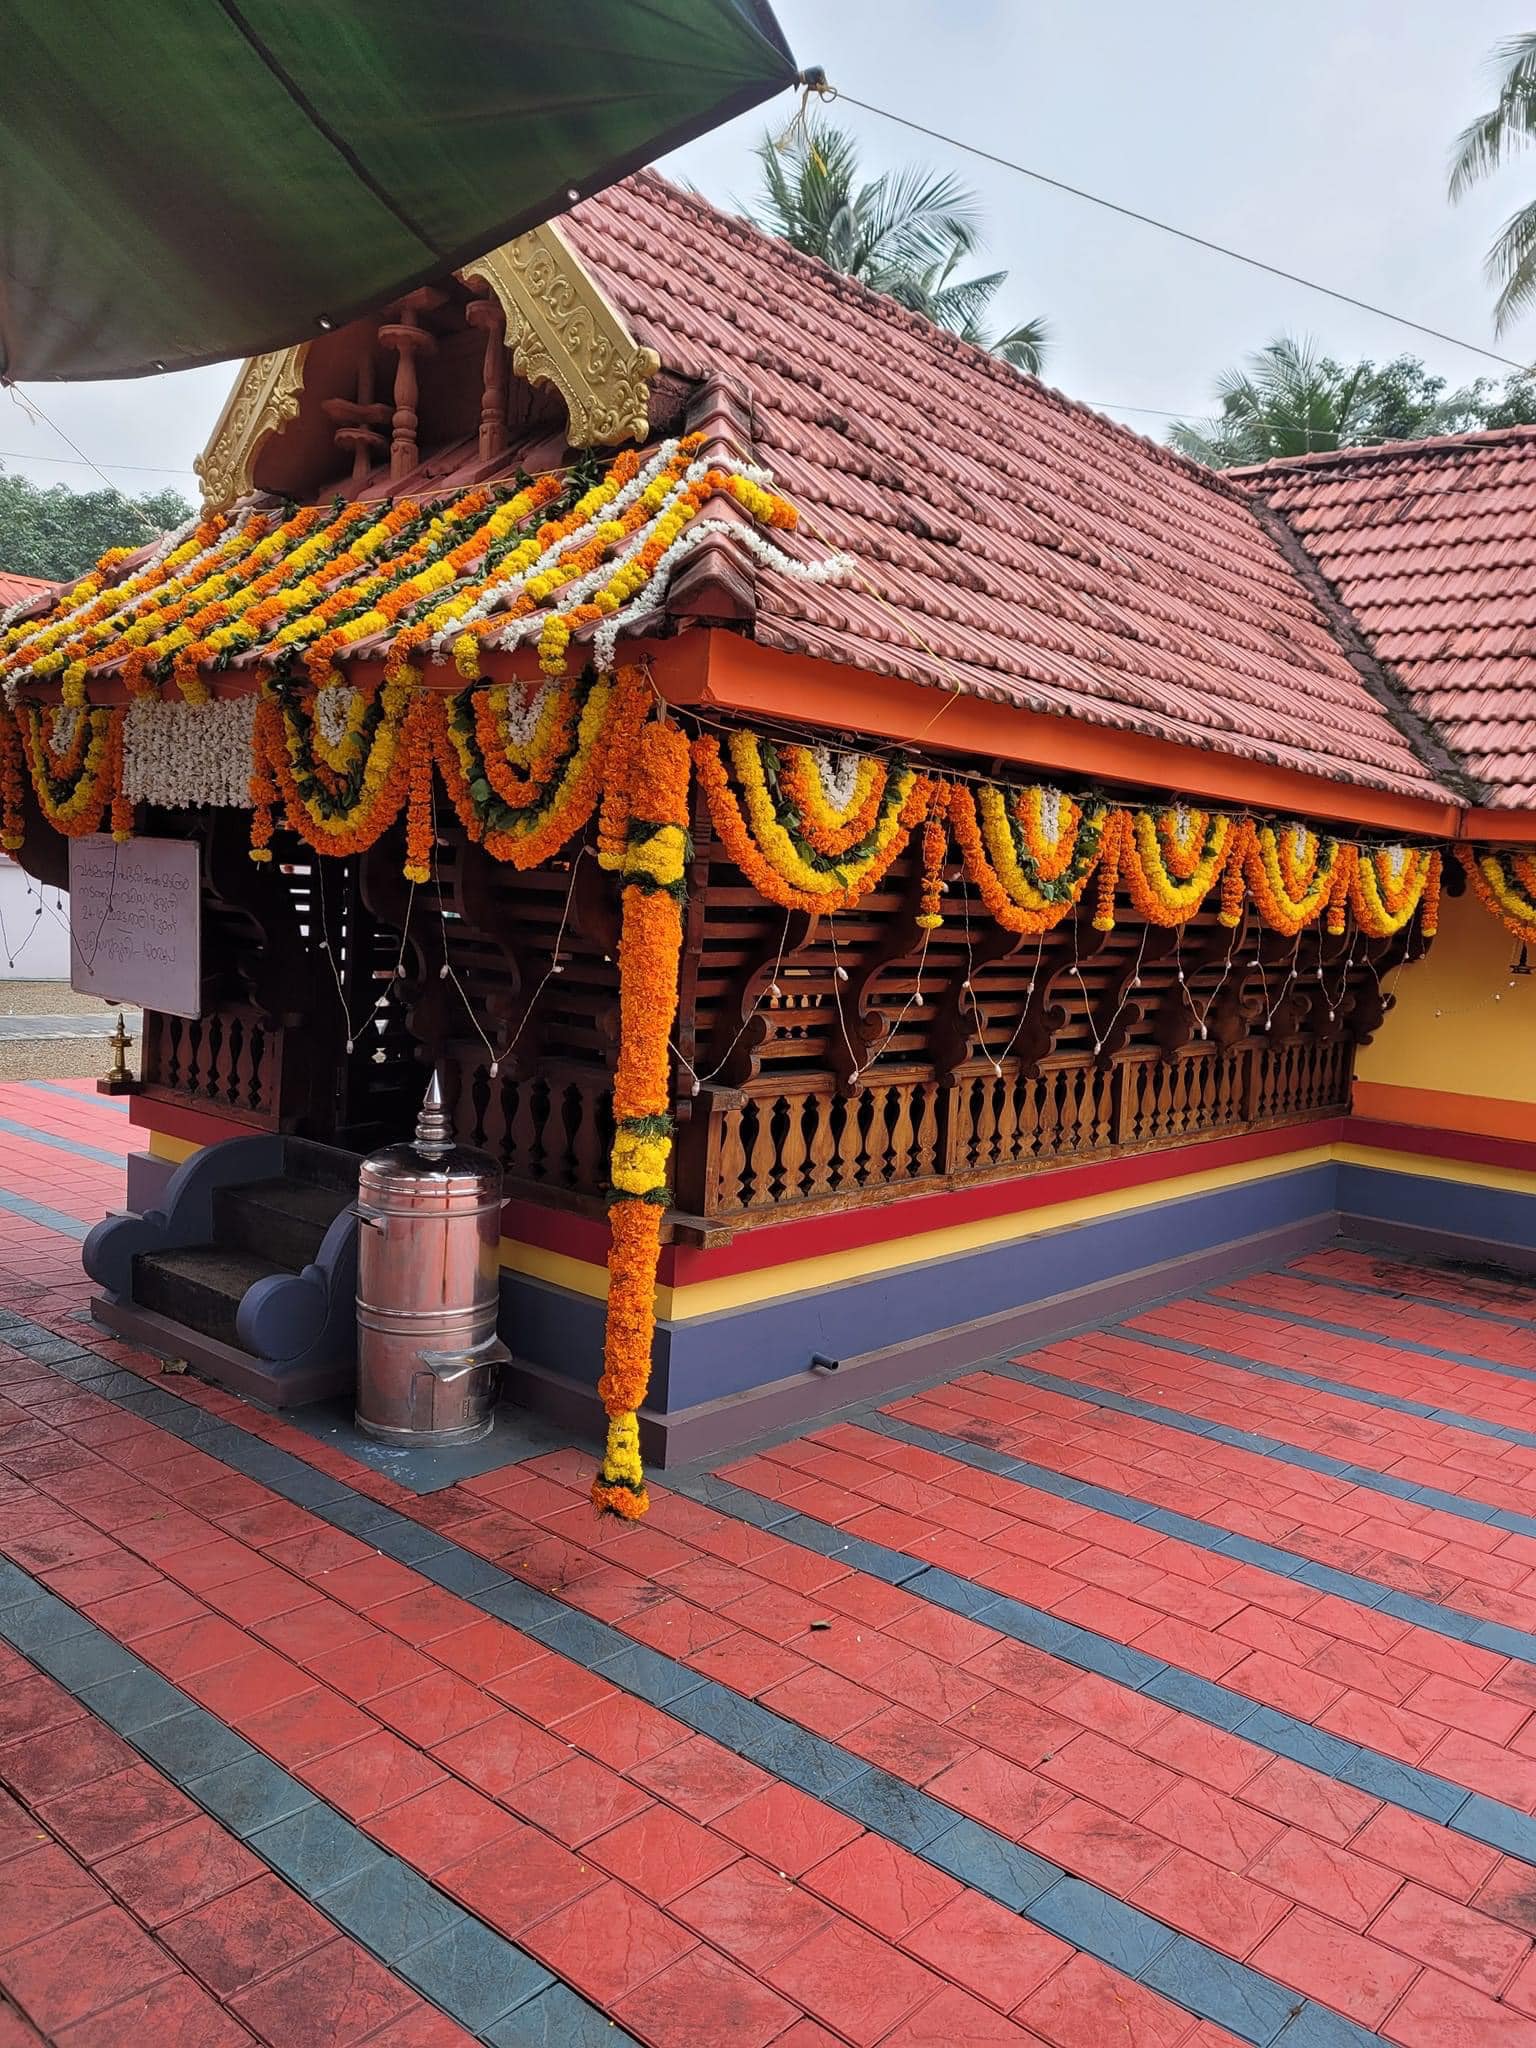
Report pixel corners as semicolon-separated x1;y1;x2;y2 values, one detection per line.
17;1112;1536;2038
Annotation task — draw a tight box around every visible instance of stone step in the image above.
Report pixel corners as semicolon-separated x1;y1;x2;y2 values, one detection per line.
212;1177;353;1272
132;1245;288;1353
281;1137;364;1196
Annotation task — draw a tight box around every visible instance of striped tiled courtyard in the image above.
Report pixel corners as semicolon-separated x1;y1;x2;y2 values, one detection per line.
3;1080;1536;2044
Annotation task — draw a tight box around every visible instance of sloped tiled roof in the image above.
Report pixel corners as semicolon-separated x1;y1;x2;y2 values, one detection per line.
0;571;54;610
561;174;1452;805
1239;428;1536;808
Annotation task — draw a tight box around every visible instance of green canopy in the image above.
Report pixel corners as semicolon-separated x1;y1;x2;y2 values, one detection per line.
1;0;796;382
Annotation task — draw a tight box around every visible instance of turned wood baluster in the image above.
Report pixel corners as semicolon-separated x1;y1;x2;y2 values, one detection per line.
378;289;444;481
465;295;510;463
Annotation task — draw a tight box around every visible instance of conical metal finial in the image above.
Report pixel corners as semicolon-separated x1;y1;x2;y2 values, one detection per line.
413;1069;454;1160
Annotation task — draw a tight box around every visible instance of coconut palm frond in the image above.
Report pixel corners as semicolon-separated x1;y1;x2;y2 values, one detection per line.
1450;32;1536;199
1488;199;1536;331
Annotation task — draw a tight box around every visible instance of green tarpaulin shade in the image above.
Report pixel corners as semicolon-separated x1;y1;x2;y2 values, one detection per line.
1;0;797;383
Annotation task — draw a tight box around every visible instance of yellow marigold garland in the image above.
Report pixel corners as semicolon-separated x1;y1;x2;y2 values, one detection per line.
693;732;930;912
593;717;692;1519
1463;845;1536;940
0;709;25;854
17;706;121;835
1121;808;1238;926
1349;844;1440;938
951;782;1122;935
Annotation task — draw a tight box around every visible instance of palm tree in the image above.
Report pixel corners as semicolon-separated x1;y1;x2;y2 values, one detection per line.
1168;337;1378;466
747;122;1050;375
1449;33;1536;332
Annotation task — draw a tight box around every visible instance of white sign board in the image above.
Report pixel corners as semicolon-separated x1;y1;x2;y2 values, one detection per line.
68;835;201;1019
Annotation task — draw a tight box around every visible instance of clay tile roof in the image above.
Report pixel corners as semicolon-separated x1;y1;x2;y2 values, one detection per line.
561;172;1454;805
1237;426;1536;808
0;571;54;610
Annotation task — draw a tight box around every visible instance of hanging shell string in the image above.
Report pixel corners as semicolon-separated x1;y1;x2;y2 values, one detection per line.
426;778;589;1080
669;907;795;1098
314;857;416;1059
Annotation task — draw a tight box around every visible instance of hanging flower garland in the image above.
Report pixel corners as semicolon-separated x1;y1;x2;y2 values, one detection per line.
951;781;1123;934
693;731;930;911
1239;821;1347;936
1120;806;1239;927
432;666;644;869
1350;843;1441;938
1462;846;1536;940
0;709;25;853
250;673;420;860
592;715;692;1520
16;706;121;836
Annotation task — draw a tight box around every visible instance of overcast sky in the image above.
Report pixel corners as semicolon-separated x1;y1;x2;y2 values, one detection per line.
6;0;1534;500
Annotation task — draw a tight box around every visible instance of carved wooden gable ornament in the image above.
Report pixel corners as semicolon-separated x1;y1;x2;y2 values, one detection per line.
195;221;660;510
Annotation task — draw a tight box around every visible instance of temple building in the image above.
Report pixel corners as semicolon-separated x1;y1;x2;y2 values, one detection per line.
2;172;1532;1514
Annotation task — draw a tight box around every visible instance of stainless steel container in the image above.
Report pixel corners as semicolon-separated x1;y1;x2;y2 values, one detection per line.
354;1072;509;1445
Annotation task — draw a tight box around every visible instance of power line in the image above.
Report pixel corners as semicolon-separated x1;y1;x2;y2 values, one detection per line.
0;448;198;478
4;387;171;539
833;90;1535;375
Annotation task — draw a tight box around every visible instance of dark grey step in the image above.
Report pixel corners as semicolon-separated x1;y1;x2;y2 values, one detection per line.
132;1245;288;1352
281;1137;363;1196
213;1178;352;1272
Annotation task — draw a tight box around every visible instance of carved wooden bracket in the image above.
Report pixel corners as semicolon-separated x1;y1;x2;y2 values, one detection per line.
459;222;660;449
196;220;660;509
195;345;309;510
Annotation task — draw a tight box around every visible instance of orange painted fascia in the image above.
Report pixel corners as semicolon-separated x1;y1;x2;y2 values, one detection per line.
651;630;1462;837
1460;811;1536;844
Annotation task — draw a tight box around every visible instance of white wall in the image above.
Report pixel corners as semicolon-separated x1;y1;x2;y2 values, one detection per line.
0;856;72;981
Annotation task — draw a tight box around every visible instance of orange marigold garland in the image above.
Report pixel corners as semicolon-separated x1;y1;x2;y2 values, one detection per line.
592;716;692;1519
693;732;930;913
0;708;25;854
16;706;120;835
917;782;951;929
1464;845;1536;938
950;782;1120;936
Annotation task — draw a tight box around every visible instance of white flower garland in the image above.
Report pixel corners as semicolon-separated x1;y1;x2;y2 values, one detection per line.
315;684;357;750
1;510;258;699
810;744;861;812
501;678;557;747
122;696;258;809
46;707;81;762
593;516;855;671
426;438;686;652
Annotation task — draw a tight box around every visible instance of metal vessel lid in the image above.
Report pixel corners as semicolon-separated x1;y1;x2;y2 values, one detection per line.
414;1070;454;1161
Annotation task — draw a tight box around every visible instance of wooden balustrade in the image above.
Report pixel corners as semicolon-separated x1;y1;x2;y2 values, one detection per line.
140;1004;282;1128
684;1036;1351;1224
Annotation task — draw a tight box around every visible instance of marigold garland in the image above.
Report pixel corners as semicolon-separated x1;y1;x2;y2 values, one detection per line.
1122;807;1238;927
951;782;1120;935
592;717;691;1520
1240;821;1346;937
1462;846;1536;940
1349;843;1440;938
17;706;121;836
693;731;930;912
0;709;25;854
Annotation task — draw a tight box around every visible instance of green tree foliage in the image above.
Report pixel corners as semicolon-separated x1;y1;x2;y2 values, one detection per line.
746;120;1050;375
1449;33;1536;331
0;467;192;582
1168;336;1536;467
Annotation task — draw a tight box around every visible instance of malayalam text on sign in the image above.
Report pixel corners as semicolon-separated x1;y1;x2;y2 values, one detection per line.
68;835;201;1019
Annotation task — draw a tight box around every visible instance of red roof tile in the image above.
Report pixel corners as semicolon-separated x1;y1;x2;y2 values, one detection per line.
561;174;1452;804
0;571;54;610
1240;427;1536;808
